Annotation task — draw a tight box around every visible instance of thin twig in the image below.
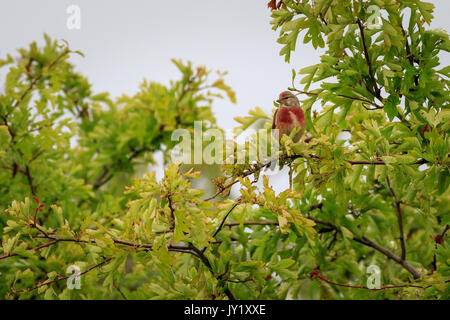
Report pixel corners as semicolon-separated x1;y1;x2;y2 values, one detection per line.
113;282;128;300
310;269;447;291
211;203;240;239
189;242;235;300
204;161;272;201
356;19;381;101
224;221;278;228
288;87;382;109
308;216;421;279
12;257;112;293
386;176;407;261
0;240;57;260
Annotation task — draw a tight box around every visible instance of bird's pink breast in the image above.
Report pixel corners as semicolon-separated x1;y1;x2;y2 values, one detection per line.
278;107;305;126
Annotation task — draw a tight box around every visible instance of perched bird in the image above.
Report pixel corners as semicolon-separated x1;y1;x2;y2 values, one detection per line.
272;91;305;142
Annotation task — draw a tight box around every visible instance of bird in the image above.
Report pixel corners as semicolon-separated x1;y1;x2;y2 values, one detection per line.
272;91;305;143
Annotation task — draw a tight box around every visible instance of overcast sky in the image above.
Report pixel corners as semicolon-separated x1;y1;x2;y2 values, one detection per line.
1;0;449;191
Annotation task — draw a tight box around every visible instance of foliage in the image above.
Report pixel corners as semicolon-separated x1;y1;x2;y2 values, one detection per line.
0;0;449;300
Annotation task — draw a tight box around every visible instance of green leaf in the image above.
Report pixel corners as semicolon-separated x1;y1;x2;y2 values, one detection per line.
384;95;400;121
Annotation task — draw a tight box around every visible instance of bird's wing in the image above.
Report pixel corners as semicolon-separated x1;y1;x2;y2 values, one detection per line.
272;108;278;129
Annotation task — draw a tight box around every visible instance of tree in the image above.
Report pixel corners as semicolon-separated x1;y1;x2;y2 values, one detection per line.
0;0;448;300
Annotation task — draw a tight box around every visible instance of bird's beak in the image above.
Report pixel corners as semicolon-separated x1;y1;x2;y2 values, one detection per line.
276;99;281;103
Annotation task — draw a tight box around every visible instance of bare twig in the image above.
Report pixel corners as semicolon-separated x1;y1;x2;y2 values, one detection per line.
356;19;381;101
25;165;36;196
204;161;272;201
308;214;421;279
113;282;128;300
92;147;150;190
0;240;57;260
288;87;383;109
189;242;235;300
224;221;278;228
211;203;240;239
12;257;112;293
386;176;407;261
309;269;447;291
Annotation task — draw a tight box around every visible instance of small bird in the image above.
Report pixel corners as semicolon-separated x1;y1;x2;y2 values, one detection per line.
272;91;305;142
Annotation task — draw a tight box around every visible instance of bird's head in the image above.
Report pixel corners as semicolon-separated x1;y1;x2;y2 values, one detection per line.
277;91;300;109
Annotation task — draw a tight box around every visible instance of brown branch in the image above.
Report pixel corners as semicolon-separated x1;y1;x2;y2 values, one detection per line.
225;278;256;284
401;26;419;88
0;49;70;200
308;215;421;279
288;87;382;109
440;225;449;240
224;221;278;228
209;206;421;279
204;161;272;201
13;226;192;257
348;159;426;165
211;203;240;239
92;147;150;190
92;166;109;190
386;176;407;261
113;282;128;300
0;240;57;260
432;224;449;271
353;236;420;279
167;194;176;229
90;75;201;191
8;216;236;299
12;257;112;293
287;154;428;166
188;242;235;300
356;19;381;101
12;49;70;110
25;165;36;196
310;270;447;291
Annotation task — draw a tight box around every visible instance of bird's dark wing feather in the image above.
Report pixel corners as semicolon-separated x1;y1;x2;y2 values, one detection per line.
272;108;278;129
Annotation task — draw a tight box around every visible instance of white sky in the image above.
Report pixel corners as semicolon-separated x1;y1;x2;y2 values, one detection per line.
1;0;449;193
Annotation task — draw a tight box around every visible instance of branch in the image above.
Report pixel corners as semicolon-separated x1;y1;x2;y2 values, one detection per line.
204;161;272;201
224;221;278;228
92;147;150;190
166;193;176;231
287;154;428;166
25;165;37;196
308;212;421;279
288;87;383;109
12;48;70;110
12;257;112;293
309;269;447;291
386;176;407;260
211;203;240;239
353;236;420;279
188;242;235;300
431;224;449;271
225;278;256;284
0;50;70;198
5;225;192;259
90;74;203;191
207;208;422;280
113;282;128;300
356;19;381;101
0;240;57;260
6;223;237;299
